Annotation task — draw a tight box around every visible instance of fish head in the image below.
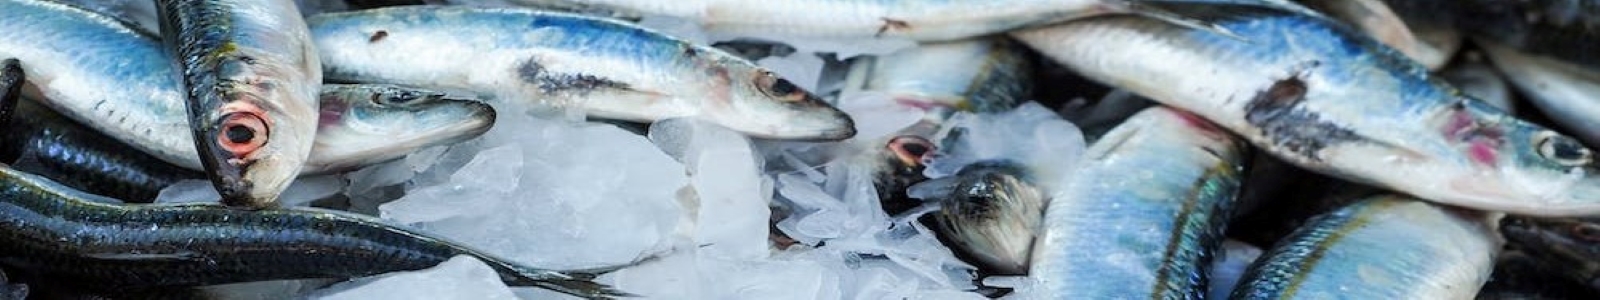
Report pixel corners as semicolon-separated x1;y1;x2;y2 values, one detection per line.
197;57;318;209
922;160;1043;275
1439;99;1600;215
304;84;496;173
712;65;855;141
1501;216;1600;287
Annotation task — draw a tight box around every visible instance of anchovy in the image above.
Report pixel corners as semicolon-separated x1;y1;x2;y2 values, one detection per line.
539;0;1316;41
1479;41;1600;147
1025;106;1245;298
1501;216;1600;291
909;161;1044;275
0;165;627;299
1231;195;1500;299
0;1;487;179
1012;7;1600;216
0;84;493;202
154;0;322;208
309;6;856;141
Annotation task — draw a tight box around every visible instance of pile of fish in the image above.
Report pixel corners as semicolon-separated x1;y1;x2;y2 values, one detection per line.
4;0;1600;298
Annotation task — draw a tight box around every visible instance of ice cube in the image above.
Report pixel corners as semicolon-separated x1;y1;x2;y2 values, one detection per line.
380;145;525;224
279;175;346;207
310;256;517;300
648;119;772;259
154;179;220;204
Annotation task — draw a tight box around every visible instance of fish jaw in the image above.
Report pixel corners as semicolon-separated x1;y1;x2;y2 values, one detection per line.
705;65;856;141
303;85;496;174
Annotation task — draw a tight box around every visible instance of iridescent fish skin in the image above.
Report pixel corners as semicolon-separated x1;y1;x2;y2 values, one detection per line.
309;7;856;141
1026;107;1245;298
0;165;626;299
1231;195;1500;299
305;84;496;173
0;1;487;179
1013;8;1600;216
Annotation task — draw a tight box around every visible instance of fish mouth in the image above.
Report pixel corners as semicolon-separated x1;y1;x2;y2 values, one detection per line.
195;134;258;207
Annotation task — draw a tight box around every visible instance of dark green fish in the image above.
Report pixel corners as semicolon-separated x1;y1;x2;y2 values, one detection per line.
0;165;627;299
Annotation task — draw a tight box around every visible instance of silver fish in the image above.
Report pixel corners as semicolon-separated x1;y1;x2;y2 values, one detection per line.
1298;0;1440;69
309;6;856;141
156;0;323;208
1012;8;1600;216
0;0;487;175
1231;195;1500;299
306;84;496;173
1025;106;1245;298
1479;41;1600;147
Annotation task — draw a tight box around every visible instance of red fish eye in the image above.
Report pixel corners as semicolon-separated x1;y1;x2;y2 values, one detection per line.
887;136;935;166
216;112;268;158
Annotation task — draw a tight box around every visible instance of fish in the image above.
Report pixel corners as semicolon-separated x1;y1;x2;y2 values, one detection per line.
1473;249;1600;300
154;0;322;208
1024;106;1245;298
0;84;493;202
304;84;495;173
840;37;1032;215
1455;0;1600;73
1380;0;1461;70
1479;41;1600;148
1440;58;1514;113
533;0;1318;41
1297;0;1431;68
907;160;1045;275
1501;216;1600;291
309;6;856;141
1012;7;1600;216
448;0;645;20
0;165;628;299
0;1;487;179
1231;195;1501;299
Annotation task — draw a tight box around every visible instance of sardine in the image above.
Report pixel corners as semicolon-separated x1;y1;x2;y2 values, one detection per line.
0;165;627;299
1012;7;1600;216
540;0;1316;41
1501;216;1600;291
842;37;1032;215
1025;106;1245;298
152;0;322;208
309;6;856;141
909;161;1045;275
0;84;493;202
1231;195;1500;299
0;1;486;179
1479;41;1600;147
305;84;495;173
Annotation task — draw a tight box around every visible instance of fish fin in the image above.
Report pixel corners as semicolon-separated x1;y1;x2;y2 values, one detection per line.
495;254;664;299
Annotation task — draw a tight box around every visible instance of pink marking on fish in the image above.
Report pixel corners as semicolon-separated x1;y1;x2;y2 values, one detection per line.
1468;140;1498;167
893;97;952;112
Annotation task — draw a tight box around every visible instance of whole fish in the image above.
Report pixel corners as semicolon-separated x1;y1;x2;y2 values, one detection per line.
1479;41;1600;147
0;84;493;202
908;161;1044;275
1501;216;1600;291
530;0;1316;41
1024;106;1245;298
0;1;486;181
840;37;1033;215
0;165;626;299
310;6;856;141
153;0;322;208
1231;195;1500;299
1012;7;1600;216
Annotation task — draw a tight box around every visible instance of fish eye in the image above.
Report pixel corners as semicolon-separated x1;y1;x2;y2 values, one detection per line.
216;112;268;159
887;136;935;166
755;71;808;103
1571;223;1600;242
1535;132;1592;167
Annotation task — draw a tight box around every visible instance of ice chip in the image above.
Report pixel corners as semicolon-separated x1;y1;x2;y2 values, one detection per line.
310;256;517;300
279;175;345;207
154;179;220;204
834;91;924;140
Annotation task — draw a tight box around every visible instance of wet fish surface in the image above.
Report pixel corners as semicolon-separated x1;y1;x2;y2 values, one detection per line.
0;165;626;299
1024;107;1245;298
1013;6;1600;216
155;0;323;208
310;6;856;141
1479;41;1600;148
911;160;1045;275
1231;195;1500;299
0;98;200;202
0;0;492;177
